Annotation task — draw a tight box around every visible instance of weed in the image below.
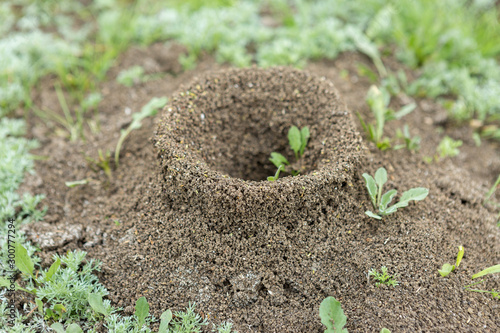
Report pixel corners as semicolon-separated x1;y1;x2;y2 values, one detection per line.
65;180;89;188
117;65;146;87
267;165;284;182
394;124;421;152
437;136;462;159
363;167;429;219
357;85;416;150
464;264;500;300
86;149;113;180
268;125;309;179
484;174;500;204
319;296;348;333
115;97;167;167
438;246;464;277
368;266;399;287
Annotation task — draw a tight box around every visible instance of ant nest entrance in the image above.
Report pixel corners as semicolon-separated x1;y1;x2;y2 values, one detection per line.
154;67;363;225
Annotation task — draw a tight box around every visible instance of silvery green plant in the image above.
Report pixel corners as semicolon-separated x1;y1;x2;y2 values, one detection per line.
363;167;429;219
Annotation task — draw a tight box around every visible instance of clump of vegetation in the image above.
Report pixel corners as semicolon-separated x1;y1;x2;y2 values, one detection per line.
438;246;464;277
394;124;421;152
465;264;500;300
117;65;147;87
368;266;399;287
363;167;429;219
268;125;309;180
437;136;462;159
357;85;416;150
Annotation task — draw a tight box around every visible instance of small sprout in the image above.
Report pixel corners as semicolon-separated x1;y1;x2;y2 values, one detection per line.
380;328;391;333
115;97;167;167
363;167;429;219
368;266;399;287
394;124;421;152
438;246;464;277
319;296;348;333
117;66;146;87
472;264;500;279
267;165;284;182
269;125;309;179
484;173;500;205
437;136;462;159
465;264;500;300
65;179;88;187
358;85;416;150
135;296;150;328
86;149;113;179
158;309;173;333
88;293;111;317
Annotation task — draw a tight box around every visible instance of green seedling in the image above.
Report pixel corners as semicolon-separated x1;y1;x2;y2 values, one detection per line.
484;174;500;204
368;266;399;287
86;149;113;179
363;167;429;219
115;96;167;167
319;296;348;333
65;179;89;188
464;264;500;300
380;329;391;333
267;164;284;182
269;125;309;179
51;322;83;333
357;85;416;150
116;65;146;87
437;136;462;159
438;246;464;277
394;124;421;152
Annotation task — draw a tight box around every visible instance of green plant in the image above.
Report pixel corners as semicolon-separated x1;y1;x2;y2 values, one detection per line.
268;125;309;179
368;266;399;287
319;296;348;333
438;246;464;277
394;124;421;152
464;264;500;300
484;174;500;204
115;96;167;167
437;136;462;159
86;149;113;180
363;167;429;219
357;85;416;150
117;65;146;87
267;165;284;182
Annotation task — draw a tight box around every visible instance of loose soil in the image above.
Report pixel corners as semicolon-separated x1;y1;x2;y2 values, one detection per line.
20;43;500;332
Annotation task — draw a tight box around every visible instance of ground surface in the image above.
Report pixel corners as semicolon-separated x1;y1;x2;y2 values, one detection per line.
21;43;500;332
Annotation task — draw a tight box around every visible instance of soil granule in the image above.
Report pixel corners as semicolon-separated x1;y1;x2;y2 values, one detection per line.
21;44;500;332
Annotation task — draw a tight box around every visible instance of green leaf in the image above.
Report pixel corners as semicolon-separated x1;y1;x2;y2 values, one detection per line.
380;328;391;333
66;323;83;333
15;242;35;280
135;296;149;327
379;189;397;211
35;298;44;316
456;246;464;268
319;296;348;333
288;126;302;158
394;103;416;119
45;257;61;282
395;187;429;208
365;211;382;220
65;179;88;188
132;97;168;128
472;265;500;279
51;323;65;333
299;126;310;156
158;309;173;333
88;293;110;316
53;304;66;316
438;263;454;277
269;152;289;168
0;277;11;288
362;173;377;208
374;168;387;189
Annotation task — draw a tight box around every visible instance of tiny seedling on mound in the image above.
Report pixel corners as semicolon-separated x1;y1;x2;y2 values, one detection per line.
465;264;500;300
268;125;309;180
368;266;399;287
362;167;429;219
438;246;464;277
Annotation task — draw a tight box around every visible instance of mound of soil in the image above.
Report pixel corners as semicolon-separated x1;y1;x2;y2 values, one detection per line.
22;44;499;332
153;67;362;230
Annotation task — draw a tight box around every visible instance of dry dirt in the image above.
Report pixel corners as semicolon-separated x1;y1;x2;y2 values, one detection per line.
20;43;500;332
